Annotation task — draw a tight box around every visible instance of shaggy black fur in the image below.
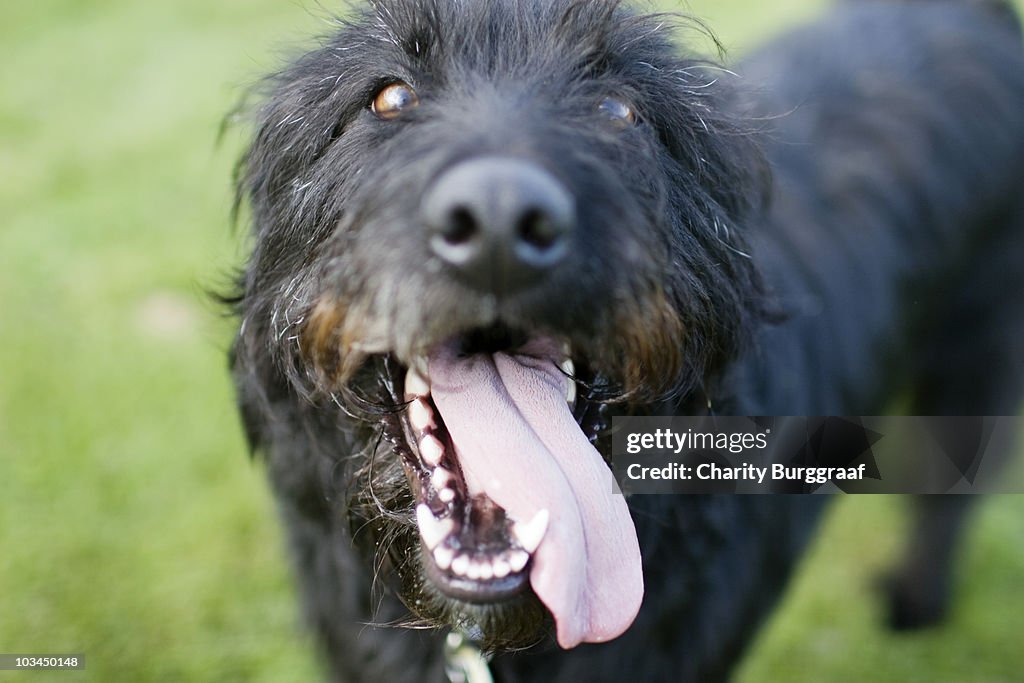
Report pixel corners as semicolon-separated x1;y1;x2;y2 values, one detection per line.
227;0;1024;680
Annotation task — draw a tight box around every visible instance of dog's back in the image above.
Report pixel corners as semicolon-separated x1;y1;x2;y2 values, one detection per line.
728;0;1024;417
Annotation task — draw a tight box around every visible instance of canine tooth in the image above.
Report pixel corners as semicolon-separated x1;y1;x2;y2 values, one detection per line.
492;557;511;578
405;368;431;398
408;398;434;431
451;554;470;576
512;509;549;554
508;550;530;573
438;488;455;503
416;504;454;551
419;434;444;466
433;545;454;571
431;467;454;490
560;359;576;405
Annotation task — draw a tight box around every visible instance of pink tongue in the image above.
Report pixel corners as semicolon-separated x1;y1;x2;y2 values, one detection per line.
428;344;643;648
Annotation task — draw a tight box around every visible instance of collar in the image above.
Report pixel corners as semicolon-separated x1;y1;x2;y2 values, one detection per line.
443;630;494;683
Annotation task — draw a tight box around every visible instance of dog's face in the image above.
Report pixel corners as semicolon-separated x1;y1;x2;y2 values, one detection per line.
234;0;763;651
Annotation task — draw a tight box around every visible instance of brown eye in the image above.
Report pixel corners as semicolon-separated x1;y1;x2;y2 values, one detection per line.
371;81;419;120
598;96;636;129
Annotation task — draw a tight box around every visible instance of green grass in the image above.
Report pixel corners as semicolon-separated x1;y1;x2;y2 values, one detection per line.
1;1;1022;681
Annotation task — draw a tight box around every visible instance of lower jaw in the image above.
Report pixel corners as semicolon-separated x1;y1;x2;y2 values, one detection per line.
396;549;553;650
420;542;530;602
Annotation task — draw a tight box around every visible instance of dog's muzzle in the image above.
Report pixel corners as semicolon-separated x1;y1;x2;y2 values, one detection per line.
423;157;575;296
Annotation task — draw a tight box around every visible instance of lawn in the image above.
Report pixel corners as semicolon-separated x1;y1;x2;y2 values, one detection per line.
2;1;1022;681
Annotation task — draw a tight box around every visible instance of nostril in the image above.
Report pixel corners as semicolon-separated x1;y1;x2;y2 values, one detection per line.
442;207;478;246
516;209;560;251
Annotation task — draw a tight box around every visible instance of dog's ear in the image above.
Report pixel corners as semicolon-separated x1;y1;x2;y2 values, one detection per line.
230;21;399;302
642;60;770;225
234;13;403;239
236;57;355;234
621;53;772;391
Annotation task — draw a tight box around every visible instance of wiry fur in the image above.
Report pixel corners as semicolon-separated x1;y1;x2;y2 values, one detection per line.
227;0;1024;680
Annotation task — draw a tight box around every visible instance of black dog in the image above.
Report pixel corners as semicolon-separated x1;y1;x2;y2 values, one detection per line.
227;0;1024;680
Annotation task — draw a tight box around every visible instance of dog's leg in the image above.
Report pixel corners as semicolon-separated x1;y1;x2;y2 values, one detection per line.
888;201;1024;630
885;495;975;629
270;455;449;682
240;380;448;683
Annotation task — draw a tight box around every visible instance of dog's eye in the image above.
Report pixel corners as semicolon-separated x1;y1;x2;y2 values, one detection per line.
371;82;420;120
598;96;636;129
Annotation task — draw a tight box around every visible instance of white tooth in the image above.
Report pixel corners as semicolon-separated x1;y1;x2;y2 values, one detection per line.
492;557;511;578
466;560;482;580
478;561;494;581
560;359;576;405
419;434;444;467
408;398;434;431
431;467;454;490
433;545;454;571
438;488;455;503
451;553;470;576
512;509;549;554
508;550;530;572
405;367;431;398
415;504;453;551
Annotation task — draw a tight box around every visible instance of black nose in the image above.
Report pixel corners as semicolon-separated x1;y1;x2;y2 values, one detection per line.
422;157;575;294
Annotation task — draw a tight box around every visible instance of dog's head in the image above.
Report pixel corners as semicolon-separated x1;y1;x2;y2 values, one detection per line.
231;0;764;651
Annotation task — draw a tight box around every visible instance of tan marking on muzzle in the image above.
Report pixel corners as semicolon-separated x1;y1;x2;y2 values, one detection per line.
301;297;368;388
609;288;687;401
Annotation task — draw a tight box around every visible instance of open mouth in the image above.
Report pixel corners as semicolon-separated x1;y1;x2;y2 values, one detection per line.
380;324;644;648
